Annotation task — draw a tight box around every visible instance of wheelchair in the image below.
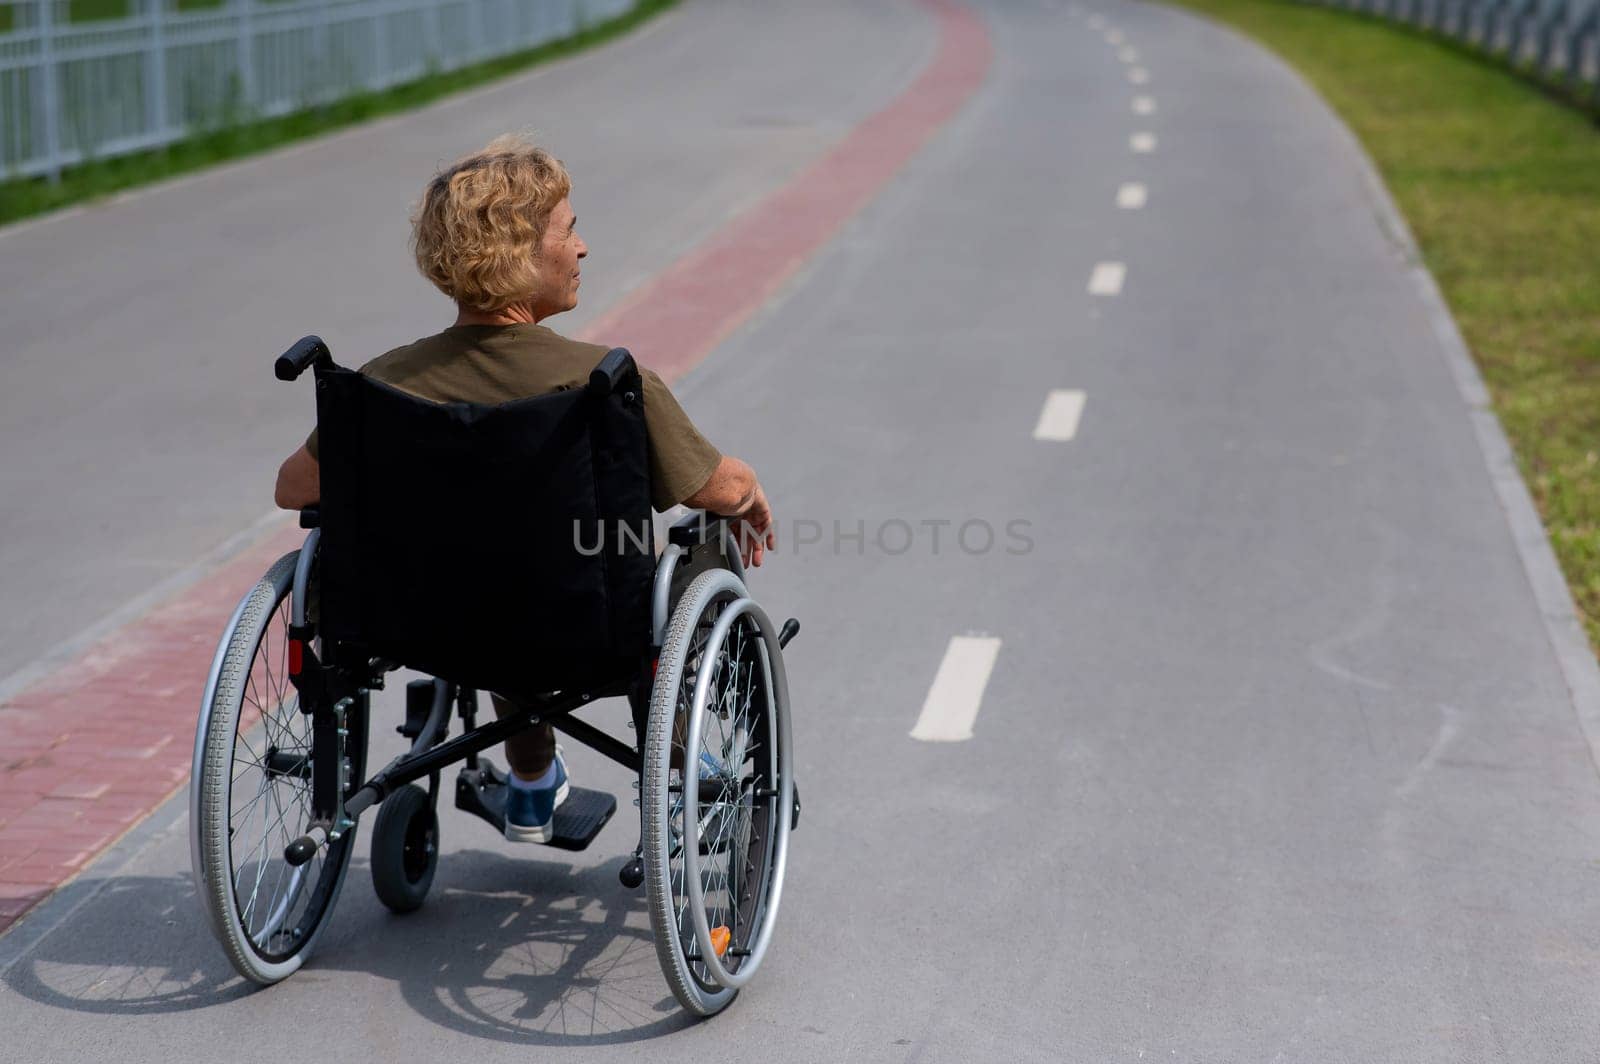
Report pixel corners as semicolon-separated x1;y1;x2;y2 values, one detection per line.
188;336;799;1017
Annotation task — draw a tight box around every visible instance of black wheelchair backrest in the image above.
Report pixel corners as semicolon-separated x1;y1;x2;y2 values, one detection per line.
311;347;656;697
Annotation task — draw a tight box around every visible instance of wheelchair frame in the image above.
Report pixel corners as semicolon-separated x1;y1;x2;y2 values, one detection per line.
273;512;793;870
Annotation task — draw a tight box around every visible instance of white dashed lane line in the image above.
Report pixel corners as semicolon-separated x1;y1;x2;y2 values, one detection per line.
1118;46;1139;63
910;636;1004;743
1128;67;1150;85
1088;261;1126;295
1032;389;1087;441
1130;131;1156;153
1133;95;1156;115
1117;182;1147;209
1105;28;1124;44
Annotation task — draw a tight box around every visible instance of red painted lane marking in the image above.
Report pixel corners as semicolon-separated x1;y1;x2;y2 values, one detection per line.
0;523;302;934
578;0;992;377
0;0;992;936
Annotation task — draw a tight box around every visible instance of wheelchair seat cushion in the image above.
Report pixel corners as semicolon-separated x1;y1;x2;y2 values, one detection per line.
313;359;655;697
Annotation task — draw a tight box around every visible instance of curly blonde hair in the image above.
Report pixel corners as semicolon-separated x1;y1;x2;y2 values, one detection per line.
411;134;572;311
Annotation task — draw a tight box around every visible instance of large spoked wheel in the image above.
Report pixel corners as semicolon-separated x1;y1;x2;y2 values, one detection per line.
644;568;794;1018
190;549;367;985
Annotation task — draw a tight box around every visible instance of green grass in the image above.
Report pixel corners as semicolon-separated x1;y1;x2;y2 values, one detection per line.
1163;0;1600;656
0;0;222;32
65;0;225;20
0;0;678;224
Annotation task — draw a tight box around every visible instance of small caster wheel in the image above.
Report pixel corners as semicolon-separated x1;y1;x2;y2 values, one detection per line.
618;855;644;889
371;784;438;913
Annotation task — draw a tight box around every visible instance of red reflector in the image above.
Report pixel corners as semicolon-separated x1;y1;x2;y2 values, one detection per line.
650;657;659;676
288;639;303;676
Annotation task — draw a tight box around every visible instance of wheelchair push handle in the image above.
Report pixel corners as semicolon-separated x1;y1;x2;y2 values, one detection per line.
587;347;637;397
275;335;332;381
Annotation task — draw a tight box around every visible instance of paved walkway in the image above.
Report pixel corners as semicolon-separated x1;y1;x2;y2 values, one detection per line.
4;0;1599;1060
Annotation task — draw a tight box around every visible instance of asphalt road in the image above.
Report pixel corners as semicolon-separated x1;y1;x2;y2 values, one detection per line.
5;0;1600;1060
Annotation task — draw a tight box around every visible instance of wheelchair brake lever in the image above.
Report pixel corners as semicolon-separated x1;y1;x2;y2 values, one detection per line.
778;618;799;649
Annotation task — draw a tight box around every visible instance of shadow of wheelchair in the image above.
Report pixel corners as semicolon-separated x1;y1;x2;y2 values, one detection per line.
5;848;695;1045
364;849;695;1044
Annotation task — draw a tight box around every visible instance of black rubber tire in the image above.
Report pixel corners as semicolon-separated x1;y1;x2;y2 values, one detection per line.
370;784;439;914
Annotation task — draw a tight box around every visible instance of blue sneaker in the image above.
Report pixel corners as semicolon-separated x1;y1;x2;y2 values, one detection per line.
503;752;570;844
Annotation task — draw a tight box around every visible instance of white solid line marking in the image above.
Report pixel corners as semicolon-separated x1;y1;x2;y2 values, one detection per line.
1118;46;1140;63
1032;389;1087;441
911;636;1003;742
1105;28;1124;44
1088;261;1126;295
1117;182;1147;209
1130;131;1157;153
1128;66;1149;84
1133;95;1156;115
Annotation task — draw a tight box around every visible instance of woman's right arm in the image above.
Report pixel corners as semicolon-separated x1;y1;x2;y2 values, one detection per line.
683;455;775;568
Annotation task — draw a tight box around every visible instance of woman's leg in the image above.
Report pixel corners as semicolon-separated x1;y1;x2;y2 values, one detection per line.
490;694;556;781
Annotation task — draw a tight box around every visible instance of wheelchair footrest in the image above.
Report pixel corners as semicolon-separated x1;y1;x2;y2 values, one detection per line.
455;759;617;852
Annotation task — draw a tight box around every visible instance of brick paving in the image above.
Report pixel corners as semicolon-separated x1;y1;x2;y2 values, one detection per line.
0;523;302;934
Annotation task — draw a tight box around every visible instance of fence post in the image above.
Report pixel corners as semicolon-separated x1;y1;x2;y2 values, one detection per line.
371;1;386;91
1512;0;1537;62
1564;6;1582;82
314;0;331;102
236;0;255;116
147;0;168;142
429;0;442;71
1572;7;1597;85
36;0;61;182
1587;9;1600;101
1537;0;1563;76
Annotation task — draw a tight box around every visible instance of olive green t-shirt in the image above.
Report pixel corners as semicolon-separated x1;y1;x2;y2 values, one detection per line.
304;323;721;512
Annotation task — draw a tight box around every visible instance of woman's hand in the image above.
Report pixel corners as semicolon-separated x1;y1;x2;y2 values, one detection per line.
729;484;776;568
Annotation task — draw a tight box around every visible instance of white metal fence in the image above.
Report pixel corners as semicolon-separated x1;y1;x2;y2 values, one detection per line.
0;0;637;181
1301;0;1600;98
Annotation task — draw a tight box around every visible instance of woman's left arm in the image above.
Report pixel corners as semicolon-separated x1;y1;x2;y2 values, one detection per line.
274;445;321;510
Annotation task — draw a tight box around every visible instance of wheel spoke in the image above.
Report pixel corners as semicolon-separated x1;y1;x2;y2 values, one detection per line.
240;782;297;919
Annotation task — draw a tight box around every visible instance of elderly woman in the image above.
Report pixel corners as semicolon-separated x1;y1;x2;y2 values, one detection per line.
273;134;776;843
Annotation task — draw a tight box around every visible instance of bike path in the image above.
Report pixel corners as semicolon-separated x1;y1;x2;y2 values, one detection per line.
6;0;1600;1060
